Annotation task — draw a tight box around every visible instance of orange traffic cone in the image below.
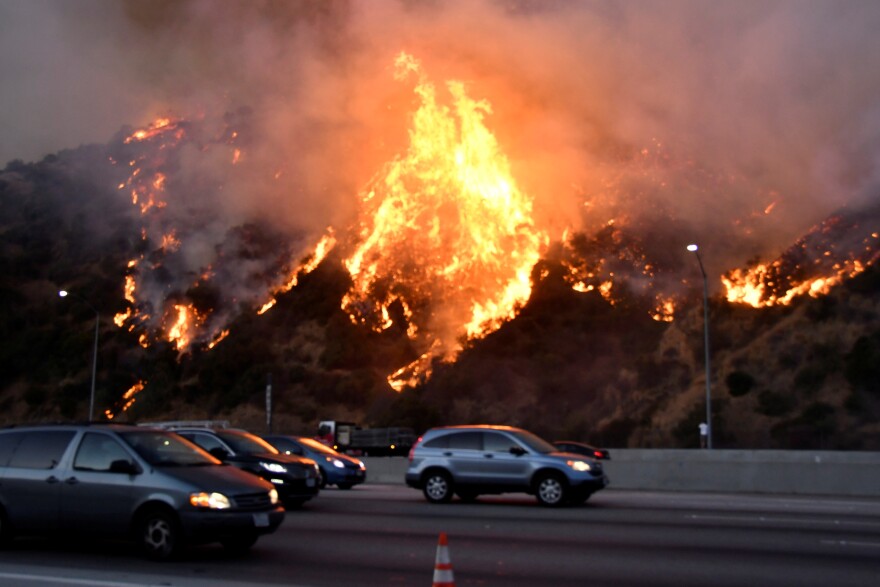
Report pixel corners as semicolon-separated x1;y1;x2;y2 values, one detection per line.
432;532;455;587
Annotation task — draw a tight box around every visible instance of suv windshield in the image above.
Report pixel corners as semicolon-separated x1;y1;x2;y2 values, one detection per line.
217;430;280;455
509;429;558;454
121;430;219;466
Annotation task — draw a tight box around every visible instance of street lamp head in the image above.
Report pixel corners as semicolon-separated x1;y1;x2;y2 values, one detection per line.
687;244;699;252
59;290;69;297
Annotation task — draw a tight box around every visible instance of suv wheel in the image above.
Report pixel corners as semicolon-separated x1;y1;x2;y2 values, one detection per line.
535;472;568;507
137;508;181;560
423;470;453;503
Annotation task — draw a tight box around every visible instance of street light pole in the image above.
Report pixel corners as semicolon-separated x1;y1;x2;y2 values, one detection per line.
686;244;712;449
59;290;99;421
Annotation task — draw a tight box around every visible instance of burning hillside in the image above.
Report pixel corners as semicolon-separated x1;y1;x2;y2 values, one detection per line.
723;204;880;307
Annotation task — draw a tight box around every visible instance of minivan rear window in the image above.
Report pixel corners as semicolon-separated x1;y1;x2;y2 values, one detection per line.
8;431;76;469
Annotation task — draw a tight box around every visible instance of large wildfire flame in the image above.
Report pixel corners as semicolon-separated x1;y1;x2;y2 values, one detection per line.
336;53;547;388
103;51;879;415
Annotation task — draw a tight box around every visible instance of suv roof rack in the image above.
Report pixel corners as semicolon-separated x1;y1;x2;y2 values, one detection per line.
139;420;231;430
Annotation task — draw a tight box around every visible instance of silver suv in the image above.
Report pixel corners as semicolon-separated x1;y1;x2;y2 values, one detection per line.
0;423;284;559
405;425;608;506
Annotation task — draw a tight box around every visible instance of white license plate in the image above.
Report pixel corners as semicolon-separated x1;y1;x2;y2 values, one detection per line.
253;513;270;527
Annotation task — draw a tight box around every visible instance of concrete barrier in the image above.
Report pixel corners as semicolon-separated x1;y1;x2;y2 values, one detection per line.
362;450;880;497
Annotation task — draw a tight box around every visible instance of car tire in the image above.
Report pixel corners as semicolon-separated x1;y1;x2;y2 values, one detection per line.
221;534;258;555
534;472;568;507
137;508;181;561
336;482;354;490
422;470;453;503
0;506;13;547
318;468;328;489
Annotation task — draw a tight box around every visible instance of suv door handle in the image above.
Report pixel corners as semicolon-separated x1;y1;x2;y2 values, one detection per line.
443;452;453;457
45;475;60;484
483;453;494;458
64;477;79;485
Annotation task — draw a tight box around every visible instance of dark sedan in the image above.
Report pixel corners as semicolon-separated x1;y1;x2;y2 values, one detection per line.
263;435;366;489
171;427;321;507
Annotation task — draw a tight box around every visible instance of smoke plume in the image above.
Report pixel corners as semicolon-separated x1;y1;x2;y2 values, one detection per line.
3;0;879;286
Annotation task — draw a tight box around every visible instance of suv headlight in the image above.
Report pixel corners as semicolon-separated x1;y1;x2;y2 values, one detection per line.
261;461;288;474
567;459;593;472
190;492;231;509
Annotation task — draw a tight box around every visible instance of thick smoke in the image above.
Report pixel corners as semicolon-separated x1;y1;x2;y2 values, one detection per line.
3;0;880;286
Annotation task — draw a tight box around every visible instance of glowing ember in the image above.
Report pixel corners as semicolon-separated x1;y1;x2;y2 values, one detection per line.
105;380;146;420
339;52;547;388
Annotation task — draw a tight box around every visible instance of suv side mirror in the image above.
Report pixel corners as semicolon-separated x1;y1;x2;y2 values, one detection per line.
109;459;141;475
509;446;527;456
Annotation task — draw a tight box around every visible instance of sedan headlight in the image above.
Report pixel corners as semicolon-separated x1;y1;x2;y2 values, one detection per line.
190;492;231;509
567;459;593;472
329;458;346;469
260;461;288;474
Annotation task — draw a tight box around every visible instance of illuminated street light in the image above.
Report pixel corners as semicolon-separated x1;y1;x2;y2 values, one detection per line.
59;290;99;421
686;244;712;449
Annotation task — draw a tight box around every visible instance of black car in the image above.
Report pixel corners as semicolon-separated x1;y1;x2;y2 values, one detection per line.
156;425;321;507
552;440;610;460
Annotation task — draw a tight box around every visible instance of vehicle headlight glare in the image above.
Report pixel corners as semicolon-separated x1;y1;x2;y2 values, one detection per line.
261;461;288;474
568;460;592;472
331;458;345;469
190;492;231;509
269;488;279;505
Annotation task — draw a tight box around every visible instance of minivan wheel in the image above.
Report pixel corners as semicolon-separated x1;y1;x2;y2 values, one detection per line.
423;471;453;503
535;473;568;507
137;509;181;560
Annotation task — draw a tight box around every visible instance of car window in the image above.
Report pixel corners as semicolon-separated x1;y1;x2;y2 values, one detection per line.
483;432;521;453
121;430;218;466
182;432;227;453
0;431;26;466
422;434;449;449
447;431;482;450
74;433;131;472
217;431;279;455
509;429;557;454
8;431;75;469
297;437;339;455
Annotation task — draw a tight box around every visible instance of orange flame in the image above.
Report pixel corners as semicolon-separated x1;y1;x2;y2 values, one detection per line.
105;380;146;420
341;52;546;388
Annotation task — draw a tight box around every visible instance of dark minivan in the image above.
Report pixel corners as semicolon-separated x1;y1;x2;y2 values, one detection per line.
0;423;284;559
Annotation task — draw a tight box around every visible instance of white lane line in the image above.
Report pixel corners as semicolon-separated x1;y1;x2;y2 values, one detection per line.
821;539;880;548
686;514;880;527
0;573;157;586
